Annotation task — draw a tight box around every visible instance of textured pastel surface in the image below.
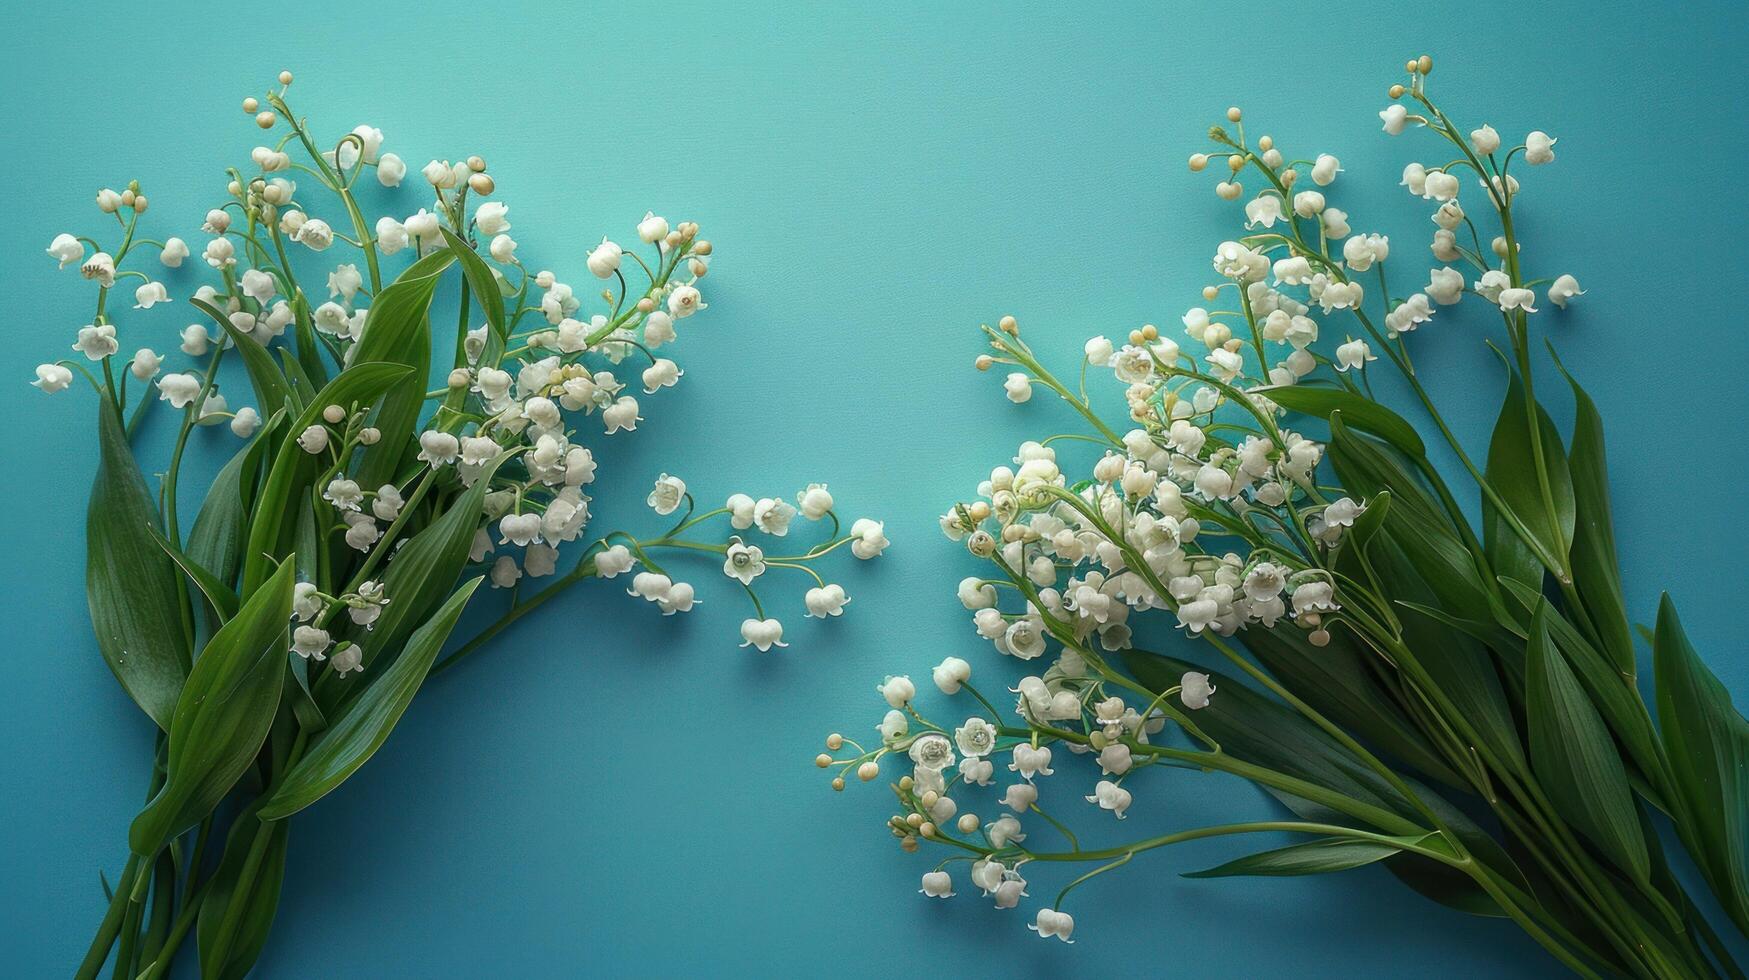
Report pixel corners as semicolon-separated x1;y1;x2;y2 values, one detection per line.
3;1;1746;976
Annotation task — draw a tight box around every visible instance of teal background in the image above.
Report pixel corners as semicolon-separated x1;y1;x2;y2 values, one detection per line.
4;1;1746;975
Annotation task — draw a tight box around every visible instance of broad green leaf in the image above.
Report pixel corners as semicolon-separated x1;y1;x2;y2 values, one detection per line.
1123;650;1417;822
261;577;483;819
87;401;187;730
441;227;505;340
1653;596;1749;932
241;363;412;594
1184;833;1435;878
186;412;280;605
1345;489;1391;553
193;297;292;419
289;292;330;390
148;525;239;622
1242;622;1466;791
276;347;314;413
1393;598;1526;777
1126;651;1527;916
1484;361;1574;577
351;249;456;489
129;560;296;856
1552;350;1635;677
1527;601;1650;882
1497;578;1667;803
196;805;288;980
1259;384;1426;457
1328;415;1496;624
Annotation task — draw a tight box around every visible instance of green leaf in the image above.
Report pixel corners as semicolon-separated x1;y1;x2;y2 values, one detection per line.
1260;384;1426;457
185;414;279;608
351;249;455;490
1484;359;1574;577
289;293;330;390
87;401;188;730
1123;649;1417;822
1653;596;1749;932
195;805;288;980
261;577;483;819
1551;350;1635;677
1497;578;1667;803
1345;489;1391;553
128;560;296;856
1241;622;1466;791
441;227;505;341
276;347;315;414
193;297;293;419
241;362;412;594
1527;600;1650;882
1184;833;1433;878
147;524;239;622
1328;414;1496;623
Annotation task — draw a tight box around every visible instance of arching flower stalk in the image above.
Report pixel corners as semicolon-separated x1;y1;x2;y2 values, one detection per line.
824;57;1746;978
44;71;884;979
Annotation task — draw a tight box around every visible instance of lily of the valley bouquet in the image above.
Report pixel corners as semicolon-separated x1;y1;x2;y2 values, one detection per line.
42;72;886;979
823;58;1747;976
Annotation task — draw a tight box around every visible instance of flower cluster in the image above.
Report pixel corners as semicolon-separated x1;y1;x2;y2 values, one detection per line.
819;55;1672;958
49;71;882;980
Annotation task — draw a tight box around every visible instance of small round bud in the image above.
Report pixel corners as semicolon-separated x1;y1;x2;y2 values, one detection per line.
1310;628;1332;647
858;761;880;782
826;733;844;750
1227;154;1245;173
815;753;832;768
448;368;472;389
132;195;149;214
468;172;495;195
1226;106;1242;122
1257;135;1273;151
1201;285;1220;301
1128;329;1144;346
1405;59;1419;73
957;813;980;833
636;298;656;313
918;822;937;838
256;111;277;129
467;155;486;172
1417;55;1433;75
1188;153;1208;172
1000;524;1024;543
998;315;1018;335
974;354;994;371
278;70;293;85
967;501;991;522
322;404;346;424
228;180;242;196
898;775;914;791
1281;169;1299;187
242;97;259;113
900;837;919;853
689;257;708;278
358;427;381;446
1389;84;1406;99
905;812;924;828
831;777;845;791
920;790;939;808
693;240;712;256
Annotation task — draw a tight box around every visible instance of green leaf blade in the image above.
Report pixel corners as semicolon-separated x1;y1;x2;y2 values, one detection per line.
1527;601;1650;882
87;402;188;730
1184;834;1426;878
1653;596;1749;931
261;577;483;820
128;560;298;856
